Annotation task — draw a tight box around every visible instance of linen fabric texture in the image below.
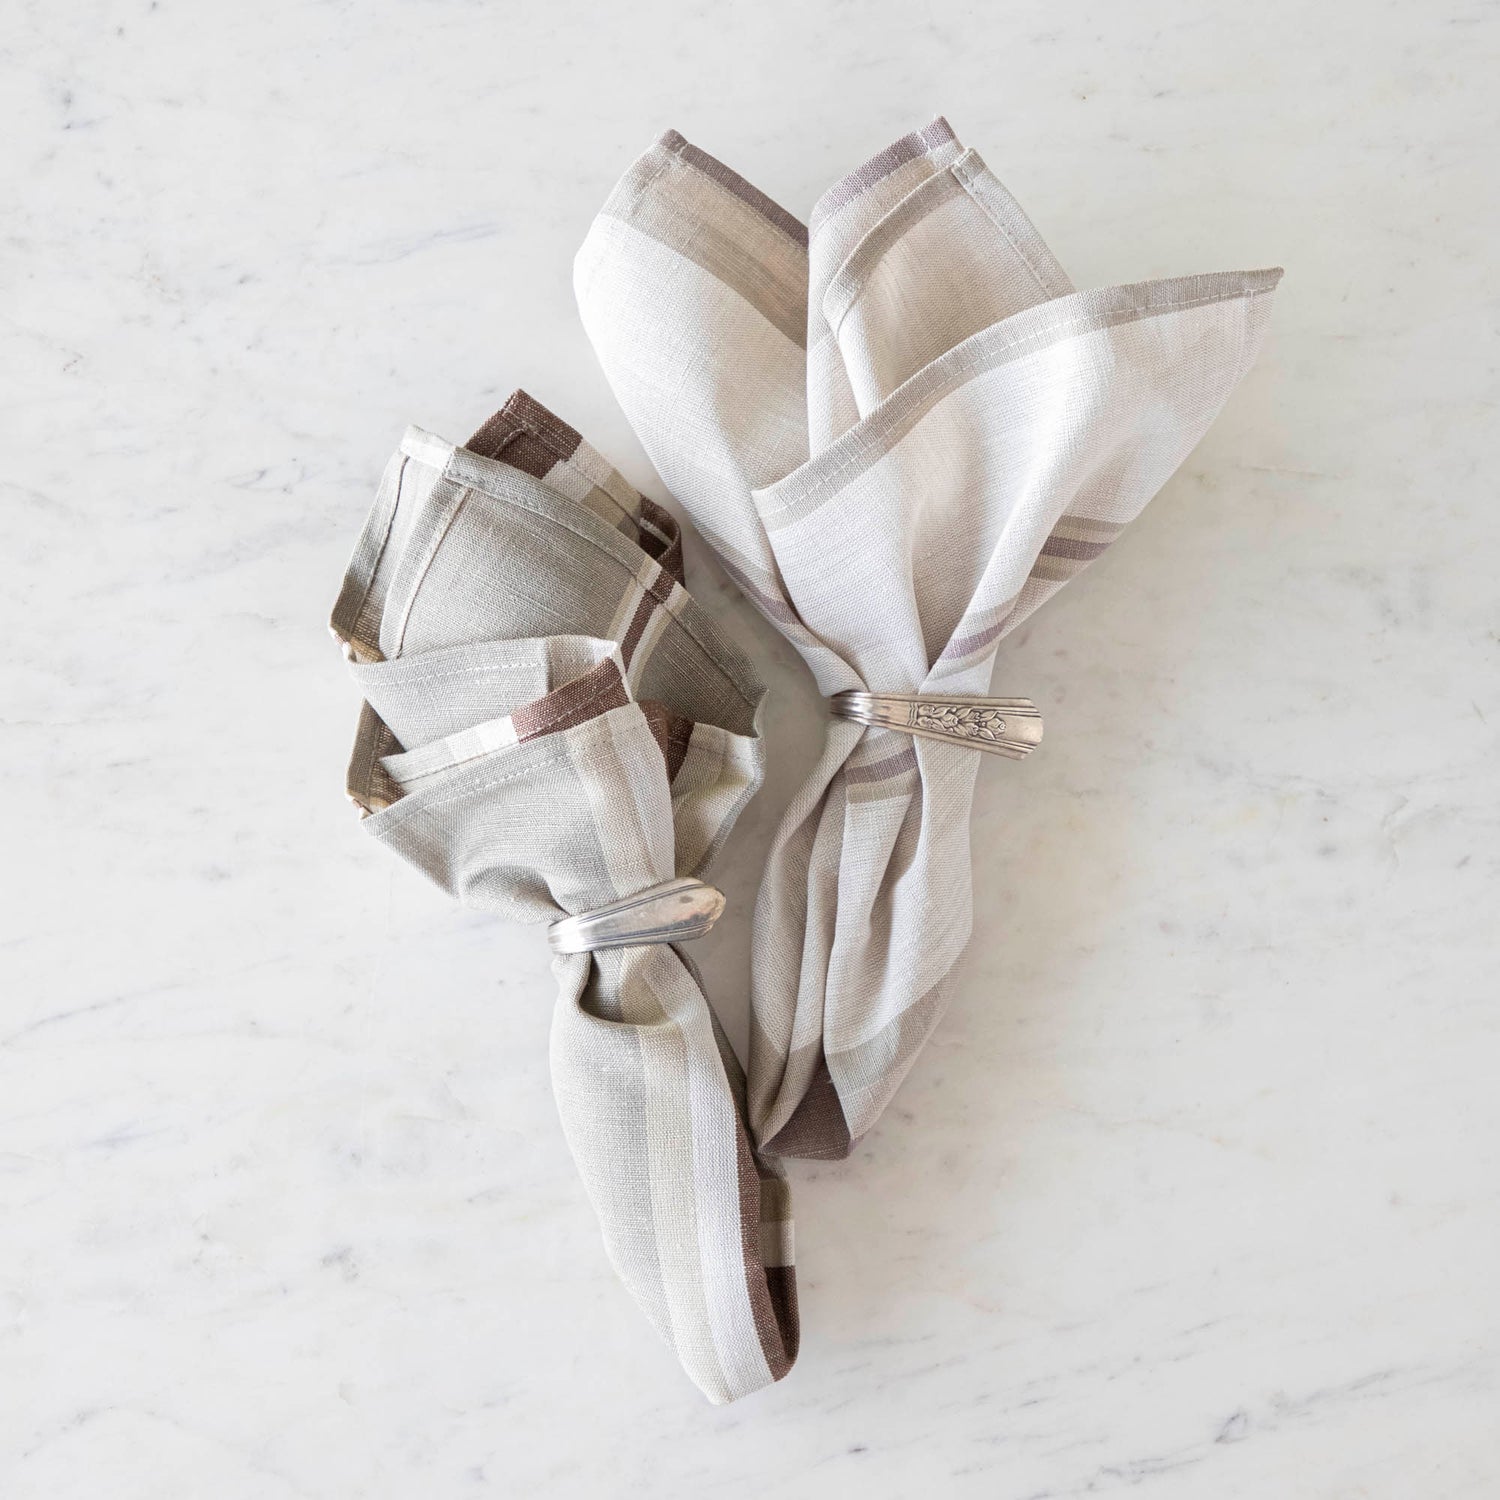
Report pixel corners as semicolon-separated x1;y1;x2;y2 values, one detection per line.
330;392;796;1405
575;118;1281;1163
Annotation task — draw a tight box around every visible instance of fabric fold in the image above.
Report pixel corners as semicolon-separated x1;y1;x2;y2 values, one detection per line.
576;118;1281;1159
330;392;796;1404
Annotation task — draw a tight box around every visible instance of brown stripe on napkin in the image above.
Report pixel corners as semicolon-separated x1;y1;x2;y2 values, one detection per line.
810;115;956;227
844;743;920;802
465;388;586;478
601;139;808;347
345;701;406;815
1040;514;1125;563
762;1056;852;1162
618;586;658;668
470;392;688;573
1040;534;1113;562
636;496;685;584
640;699;695;782
512;657;630;744
844;743;919;784
936;516;1129;665
762;1265;797;1374
935;598;1020;667
732;1123;798;1381
1029;515;1126;584
659;129;808;248
619;544;693;667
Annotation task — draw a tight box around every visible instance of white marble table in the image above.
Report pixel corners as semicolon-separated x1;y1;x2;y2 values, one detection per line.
5;2;1497;1494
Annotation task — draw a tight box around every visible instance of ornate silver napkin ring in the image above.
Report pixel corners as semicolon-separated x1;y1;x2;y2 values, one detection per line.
548;877;727;954
829;691;1043;760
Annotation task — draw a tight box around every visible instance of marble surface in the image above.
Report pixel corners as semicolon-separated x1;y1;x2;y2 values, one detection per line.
5;1;1498;1495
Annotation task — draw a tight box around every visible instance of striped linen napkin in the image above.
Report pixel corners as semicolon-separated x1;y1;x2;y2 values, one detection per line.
330;391;796;1404
576;118;1281;1161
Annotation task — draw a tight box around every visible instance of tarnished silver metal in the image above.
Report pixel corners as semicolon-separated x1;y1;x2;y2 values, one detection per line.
830;691;1043;760
547;877;727;955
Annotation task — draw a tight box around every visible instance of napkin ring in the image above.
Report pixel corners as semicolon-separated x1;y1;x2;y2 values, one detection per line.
829;691;1043;760
548;877;727;954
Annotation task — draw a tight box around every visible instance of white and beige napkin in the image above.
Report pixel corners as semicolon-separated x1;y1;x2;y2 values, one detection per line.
576;118;1281;1160
331;392;796;1404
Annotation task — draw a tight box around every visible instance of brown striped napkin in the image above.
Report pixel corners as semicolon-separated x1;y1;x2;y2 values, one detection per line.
576;119;1281;1160
330;392;796;1404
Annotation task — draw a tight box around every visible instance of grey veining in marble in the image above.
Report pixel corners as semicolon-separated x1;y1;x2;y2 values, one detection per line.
3;1;1497;1496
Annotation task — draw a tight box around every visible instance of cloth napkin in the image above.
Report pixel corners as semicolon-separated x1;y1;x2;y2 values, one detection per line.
330;391;796;1404
576;118;1281;1160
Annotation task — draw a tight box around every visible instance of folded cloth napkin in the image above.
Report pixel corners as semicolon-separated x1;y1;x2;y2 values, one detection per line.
330;392;796;1404
576;118;1281;1160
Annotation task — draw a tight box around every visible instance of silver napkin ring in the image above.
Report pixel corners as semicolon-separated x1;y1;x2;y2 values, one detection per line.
830;691;1043;760
548;877;726;955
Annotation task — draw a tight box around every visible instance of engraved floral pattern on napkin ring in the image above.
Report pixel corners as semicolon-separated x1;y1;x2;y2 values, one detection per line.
829;692;1043;760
